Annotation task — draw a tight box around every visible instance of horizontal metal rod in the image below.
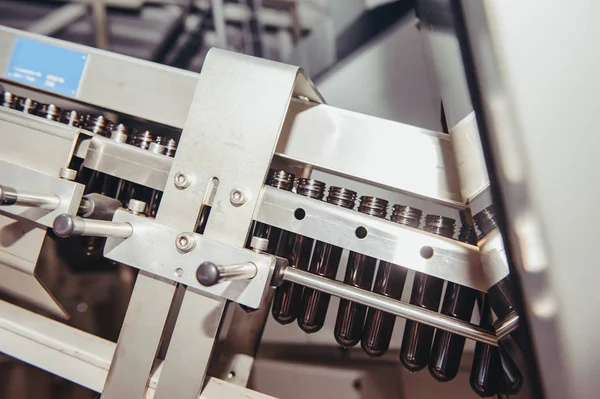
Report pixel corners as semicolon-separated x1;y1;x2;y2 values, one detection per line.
283;267;498;346
0;184;60;209
53;214;133;239
495;311;520;340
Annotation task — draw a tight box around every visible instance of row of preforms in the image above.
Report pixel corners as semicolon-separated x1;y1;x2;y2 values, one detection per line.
0;86;178;157
255;169;522;397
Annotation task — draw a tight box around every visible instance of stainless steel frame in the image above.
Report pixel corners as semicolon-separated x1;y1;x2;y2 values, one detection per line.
0;23;527;399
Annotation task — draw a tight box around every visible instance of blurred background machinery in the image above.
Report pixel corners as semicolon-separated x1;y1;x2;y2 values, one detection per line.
0;1;597;399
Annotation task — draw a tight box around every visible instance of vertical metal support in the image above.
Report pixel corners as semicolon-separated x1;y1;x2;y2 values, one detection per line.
154;48;323;395
153;289;226;398
102;272;176;399
156;49;322;241
90;1;109;50
211;0;227;49
214;289;274;386
27;4;87;36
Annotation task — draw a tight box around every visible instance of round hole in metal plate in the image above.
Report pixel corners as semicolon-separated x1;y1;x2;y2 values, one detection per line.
420;246;434;259
294;208;306;220
355;226;368;239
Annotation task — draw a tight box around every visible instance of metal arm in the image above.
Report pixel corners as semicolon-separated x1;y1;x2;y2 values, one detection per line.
0;184;60;210
53;214;133;238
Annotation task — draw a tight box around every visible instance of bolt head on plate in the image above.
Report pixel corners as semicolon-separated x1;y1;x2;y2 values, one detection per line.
229;188;247;206
174;172;191;189
176;232;196;253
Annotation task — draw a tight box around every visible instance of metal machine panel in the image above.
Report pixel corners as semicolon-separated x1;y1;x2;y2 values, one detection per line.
0;107;80;174
0;26;198;129
255;186;507;290
279;104;464;207
83;135;173;191
0;214;65;317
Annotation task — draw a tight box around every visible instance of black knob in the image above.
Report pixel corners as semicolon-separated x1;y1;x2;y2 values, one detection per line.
0;185;18;205
196;262;220;286
53;214;77;238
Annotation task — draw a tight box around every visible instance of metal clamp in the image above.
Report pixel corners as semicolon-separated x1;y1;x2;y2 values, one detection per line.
53;214;133;238
0;184;60;209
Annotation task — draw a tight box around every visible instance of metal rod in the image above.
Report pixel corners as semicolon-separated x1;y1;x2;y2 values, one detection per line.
90;2;109;50
0;185;60;209
196;261;257;287
211;0;227;49
494;311;519;340
283;267;499;346
53;214;132;238
27;4;87;36
218;263;257;281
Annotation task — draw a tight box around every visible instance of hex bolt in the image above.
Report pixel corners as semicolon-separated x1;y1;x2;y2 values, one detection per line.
127;199;147;215
176;232;196;253
250;236;269;252
59;167;77;181
174;172;191;189
229;188;247;206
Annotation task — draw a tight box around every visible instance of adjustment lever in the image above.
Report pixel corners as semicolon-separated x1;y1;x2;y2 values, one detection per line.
196;261;258;287
0;184;60;209
53;214;133;239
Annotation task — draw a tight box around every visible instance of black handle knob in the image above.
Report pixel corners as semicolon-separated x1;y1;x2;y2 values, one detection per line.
0;185;17;205
196;262;220;286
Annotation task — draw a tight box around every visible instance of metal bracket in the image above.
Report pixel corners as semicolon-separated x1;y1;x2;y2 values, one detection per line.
104;209;275;309
255;185;508;291
82;135;173;191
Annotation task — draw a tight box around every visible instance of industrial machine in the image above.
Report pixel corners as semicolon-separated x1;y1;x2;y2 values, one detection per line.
0;1;597;398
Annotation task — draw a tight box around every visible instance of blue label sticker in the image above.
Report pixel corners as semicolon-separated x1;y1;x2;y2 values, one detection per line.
4;37;88;97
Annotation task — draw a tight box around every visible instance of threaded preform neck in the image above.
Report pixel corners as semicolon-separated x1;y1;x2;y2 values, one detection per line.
1;92;16;108
40;104;61;120
18;98;39;114
266;169;295;191
327;186;357;209
474;205;498;238
297;178;326;199
156;137;177;157
458;224;477;244
424;215;456;238
61;110;80;127
132;130;153;149
391;205;422;228
358;196;388;218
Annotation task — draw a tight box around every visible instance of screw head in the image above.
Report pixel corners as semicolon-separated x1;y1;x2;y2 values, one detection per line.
175;268;184;277
174;172;191;189
229;188;247;206
176;232;196;253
